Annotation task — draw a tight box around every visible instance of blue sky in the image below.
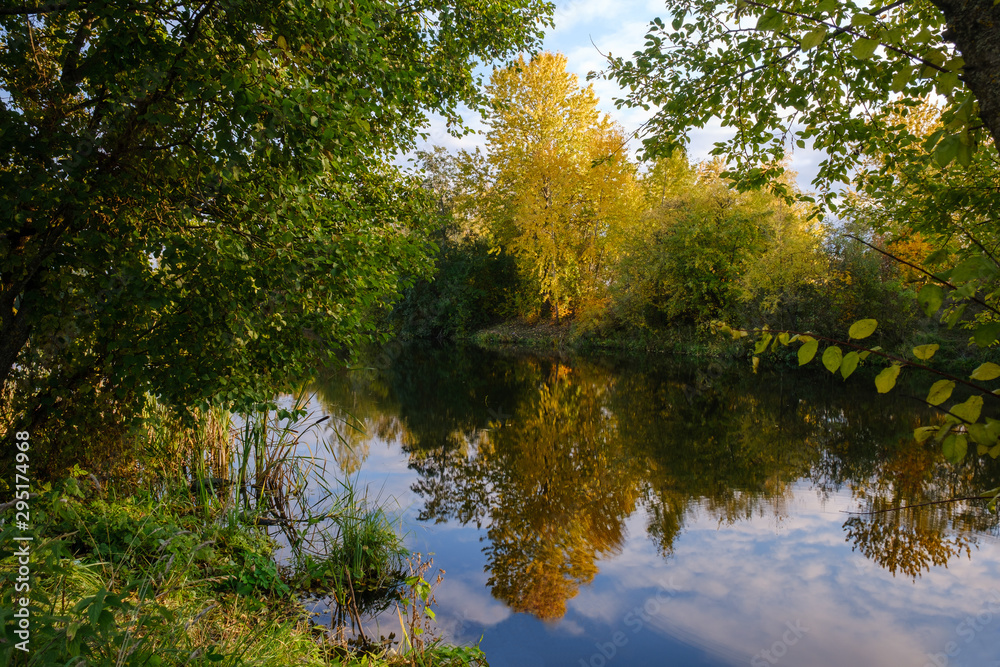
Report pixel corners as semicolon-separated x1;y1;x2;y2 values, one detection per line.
417;0;826;192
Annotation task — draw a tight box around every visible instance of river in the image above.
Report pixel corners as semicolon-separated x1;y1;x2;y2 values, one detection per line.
294;343;1000;667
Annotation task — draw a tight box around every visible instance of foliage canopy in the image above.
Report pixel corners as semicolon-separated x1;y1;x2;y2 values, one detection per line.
0;0;554;445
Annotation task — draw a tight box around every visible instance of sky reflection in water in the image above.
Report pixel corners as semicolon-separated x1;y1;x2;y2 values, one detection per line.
301;344;1000;667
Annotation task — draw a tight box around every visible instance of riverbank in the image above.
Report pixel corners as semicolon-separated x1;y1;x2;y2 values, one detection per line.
0;406;486;667
465;316;1000;375
468;319;742;357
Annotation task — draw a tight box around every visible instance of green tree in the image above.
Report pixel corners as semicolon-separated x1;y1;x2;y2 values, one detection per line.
603;0;998;202
0;0;553;460
605;0;1000;467
614;157;820;328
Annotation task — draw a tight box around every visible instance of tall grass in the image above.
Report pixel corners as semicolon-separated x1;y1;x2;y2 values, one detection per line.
137;391;415;645
0;391;485;666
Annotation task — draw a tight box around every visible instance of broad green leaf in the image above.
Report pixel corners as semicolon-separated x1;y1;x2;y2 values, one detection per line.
890;66;912;92
914;425;938;443
754;333;772;354
971;362;1000;381
934;134;961;167
986;418;1000;441
917;284;944;316
951;255;997;282
991;444;1000;459
974;322;1000;348
968;423;994;446
801;28;827;50
875;364;901;393
851;38;878;59
950;395;983;423
822;345;843;373
840;351;860;379
942;433;968;463
848;318;877;340
957;141;973;166
778;332;790;345
798;337;818;365
912;344;939;361
926;379;955;405
924;248;951;265
755;9;783;31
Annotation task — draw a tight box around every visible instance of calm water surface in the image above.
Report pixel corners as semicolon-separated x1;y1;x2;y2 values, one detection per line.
300;344;1000;667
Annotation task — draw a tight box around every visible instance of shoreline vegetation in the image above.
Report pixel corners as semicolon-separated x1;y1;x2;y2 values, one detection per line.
0;399;487;667
461;318;998;377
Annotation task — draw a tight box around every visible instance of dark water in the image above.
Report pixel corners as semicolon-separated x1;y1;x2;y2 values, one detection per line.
303;343;1000;667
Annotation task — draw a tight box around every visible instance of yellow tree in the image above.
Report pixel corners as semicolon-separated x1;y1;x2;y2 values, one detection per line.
484;52;641;320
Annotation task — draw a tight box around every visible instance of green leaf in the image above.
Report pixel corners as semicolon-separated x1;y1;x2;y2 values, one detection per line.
974;322;1000;348
822;345;843;373
816;0;837;14
943;303;968;329
801;28;827;50
942;433;968;463
926;379;955;405
917;284;944;316
951;255;997;282
848;318;877;340
971;362;1000;381
925;248;950;265
912;344;939;361
968;423;994;446
851;38;879;59
840;351;860;379
934;134;961;167
755;9;783;31
754;333;773;354
957;141;973;167
798;337;818;365
914;425;938;443
875;364;901;393
890;66;912;92
950;395;983;423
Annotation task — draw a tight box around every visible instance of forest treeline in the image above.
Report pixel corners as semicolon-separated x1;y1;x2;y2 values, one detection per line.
388;52;976;356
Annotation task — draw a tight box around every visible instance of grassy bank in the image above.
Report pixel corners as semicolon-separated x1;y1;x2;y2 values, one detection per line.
0;401;485;667
466;316;1000;377
468;319;744;357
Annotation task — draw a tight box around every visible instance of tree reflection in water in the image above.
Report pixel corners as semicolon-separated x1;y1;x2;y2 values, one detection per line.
311;344;1000;617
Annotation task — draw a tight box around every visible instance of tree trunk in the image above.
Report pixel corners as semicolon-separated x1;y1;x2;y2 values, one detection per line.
934;0;1000;153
